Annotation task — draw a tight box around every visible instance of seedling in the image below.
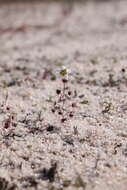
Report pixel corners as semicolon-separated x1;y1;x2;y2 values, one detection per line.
38;161;57;182
51;67;78;123
3;114;17;129
102;102;113;114
62;180;71;187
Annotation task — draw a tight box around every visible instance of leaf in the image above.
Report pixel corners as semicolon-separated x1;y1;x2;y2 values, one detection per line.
74;176;86;188
80;100;89;104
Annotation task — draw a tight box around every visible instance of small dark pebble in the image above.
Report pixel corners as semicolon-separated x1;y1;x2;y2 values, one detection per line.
69;113;74;118
122;68;125;72
51;109;55;113
105;163;111;168
61;118;67;123
79;94;84;99
58;111;62;115
72;103;76;108
46;125;54;132
68;91;72;96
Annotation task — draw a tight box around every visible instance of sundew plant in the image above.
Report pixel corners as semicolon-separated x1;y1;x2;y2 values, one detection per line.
51;66;78;123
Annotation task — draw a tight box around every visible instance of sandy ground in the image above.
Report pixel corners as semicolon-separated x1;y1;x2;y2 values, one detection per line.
0;0;127;190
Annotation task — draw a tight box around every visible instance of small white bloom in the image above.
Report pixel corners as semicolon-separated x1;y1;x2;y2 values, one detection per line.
55;66;72;81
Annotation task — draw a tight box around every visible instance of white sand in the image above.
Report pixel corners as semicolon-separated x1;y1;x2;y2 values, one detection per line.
0;1;127;189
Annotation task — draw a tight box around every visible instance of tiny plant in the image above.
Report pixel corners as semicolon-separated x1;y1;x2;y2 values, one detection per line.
3;107;17;129
51;67;77;123
102;101;113;114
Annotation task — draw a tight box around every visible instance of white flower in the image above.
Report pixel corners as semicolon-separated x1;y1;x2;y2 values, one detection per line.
54;66;72;82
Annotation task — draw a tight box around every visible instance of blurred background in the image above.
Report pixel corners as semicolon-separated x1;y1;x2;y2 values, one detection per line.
0;0;116;2
0;0;126;53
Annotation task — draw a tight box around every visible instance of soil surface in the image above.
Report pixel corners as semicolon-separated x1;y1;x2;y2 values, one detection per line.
0;1;127;190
